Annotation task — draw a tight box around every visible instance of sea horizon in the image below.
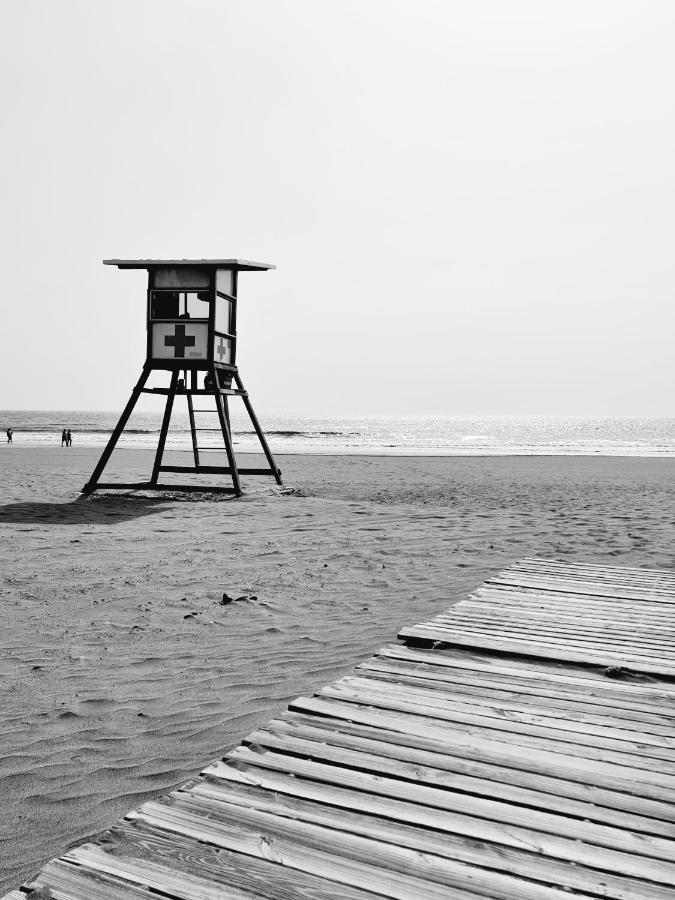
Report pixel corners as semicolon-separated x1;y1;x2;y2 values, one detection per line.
2;410;675;457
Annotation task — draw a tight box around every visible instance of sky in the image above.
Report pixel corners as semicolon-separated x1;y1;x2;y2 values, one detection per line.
1;0;674;416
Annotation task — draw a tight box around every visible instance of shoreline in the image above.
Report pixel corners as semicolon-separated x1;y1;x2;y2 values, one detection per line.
3;444;675;458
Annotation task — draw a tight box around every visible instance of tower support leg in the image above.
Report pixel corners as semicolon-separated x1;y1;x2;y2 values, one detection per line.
186;392;200;468
82;365;151;494
212;366;241;495
234;372;283;485
223;393;231;432
150;370;179;484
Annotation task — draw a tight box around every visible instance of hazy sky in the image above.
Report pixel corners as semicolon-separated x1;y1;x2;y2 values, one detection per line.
1;1;674;415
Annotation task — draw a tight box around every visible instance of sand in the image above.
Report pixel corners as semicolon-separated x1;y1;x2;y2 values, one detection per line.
1;446;674;890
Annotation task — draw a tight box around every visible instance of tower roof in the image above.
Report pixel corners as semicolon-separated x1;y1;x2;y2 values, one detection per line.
103;259;275;271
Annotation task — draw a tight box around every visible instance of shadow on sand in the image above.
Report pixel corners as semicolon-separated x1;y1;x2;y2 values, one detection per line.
0;494;172;526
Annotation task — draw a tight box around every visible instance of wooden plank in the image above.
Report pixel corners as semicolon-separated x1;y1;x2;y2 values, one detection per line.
399;624;675;678
243;722;675;833
399;620;675;678
404;626;675;677
490;576;675;598
212;366;241;495
419;598;675;623
109;819;388;900
470;589;675;614
259;713;675;825
158;465;275;476
152;791;613;900
186;391;200;469
509;569;675;588
150;369;179;485
212;747;675;869
465;601;675;627
519;555;674;570
475;580;675;604
197;760;675;888
60;843;269;900
471;595;675;617
515;558;675;581
356;663;675;735
427;614;675;655
277;707;675;806
449;615;675;645
330;674;675;749
90;481;237;493
477;579;675;601
429;616;675;656
360;658;675;724
128;802;505;900
469;589;675;621
290;695;675;792
318;680;675;767
410;598;674;632
502;558;675;581
487;574;675;603
513;560;675;580
195;767;675;899
464;593;675;616
378;645;675;700
452;601;675;635
421;616;675;657
26;856;181;900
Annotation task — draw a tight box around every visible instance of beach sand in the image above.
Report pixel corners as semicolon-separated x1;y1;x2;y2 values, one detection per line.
1;446;674;890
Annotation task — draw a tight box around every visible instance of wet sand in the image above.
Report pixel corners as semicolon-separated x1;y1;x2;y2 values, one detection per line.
1;447;674;890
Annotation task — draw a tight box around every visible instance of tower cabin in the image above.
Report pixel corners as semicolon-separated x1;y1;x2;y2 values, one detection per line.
82;259;282;496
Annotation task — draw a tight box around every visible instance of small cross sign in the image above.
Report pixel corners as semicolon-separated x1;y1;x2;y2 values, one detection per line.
215;337;229;362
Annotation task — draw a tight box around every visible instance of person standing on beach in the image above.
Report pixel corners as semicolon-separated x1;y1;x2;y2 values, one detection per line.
61;429;67;447
6;427;13;443
66;429;72;447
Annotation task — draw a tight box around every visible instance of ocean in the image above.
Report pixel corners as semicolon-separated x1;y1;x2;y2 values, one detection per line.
1;411;675;456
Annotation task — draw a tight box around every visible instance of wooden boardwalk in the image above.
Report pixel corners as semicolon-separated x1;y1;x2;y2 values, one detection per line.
5;557;675;899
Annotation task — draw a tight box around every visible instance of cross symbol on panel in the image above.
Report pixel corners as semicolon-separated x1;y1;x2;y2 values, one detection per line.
164;324;196;357
215;337;229;362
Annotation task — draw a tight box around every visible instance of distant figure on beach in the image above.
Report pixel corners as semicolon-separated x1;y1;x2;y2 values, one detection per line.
6;427;13;443
61;429;68;447
66;429;72;447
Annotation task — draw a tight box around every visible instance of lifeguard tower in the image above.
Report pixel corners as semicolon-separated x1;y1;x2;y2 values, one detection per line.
82;259;282;496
